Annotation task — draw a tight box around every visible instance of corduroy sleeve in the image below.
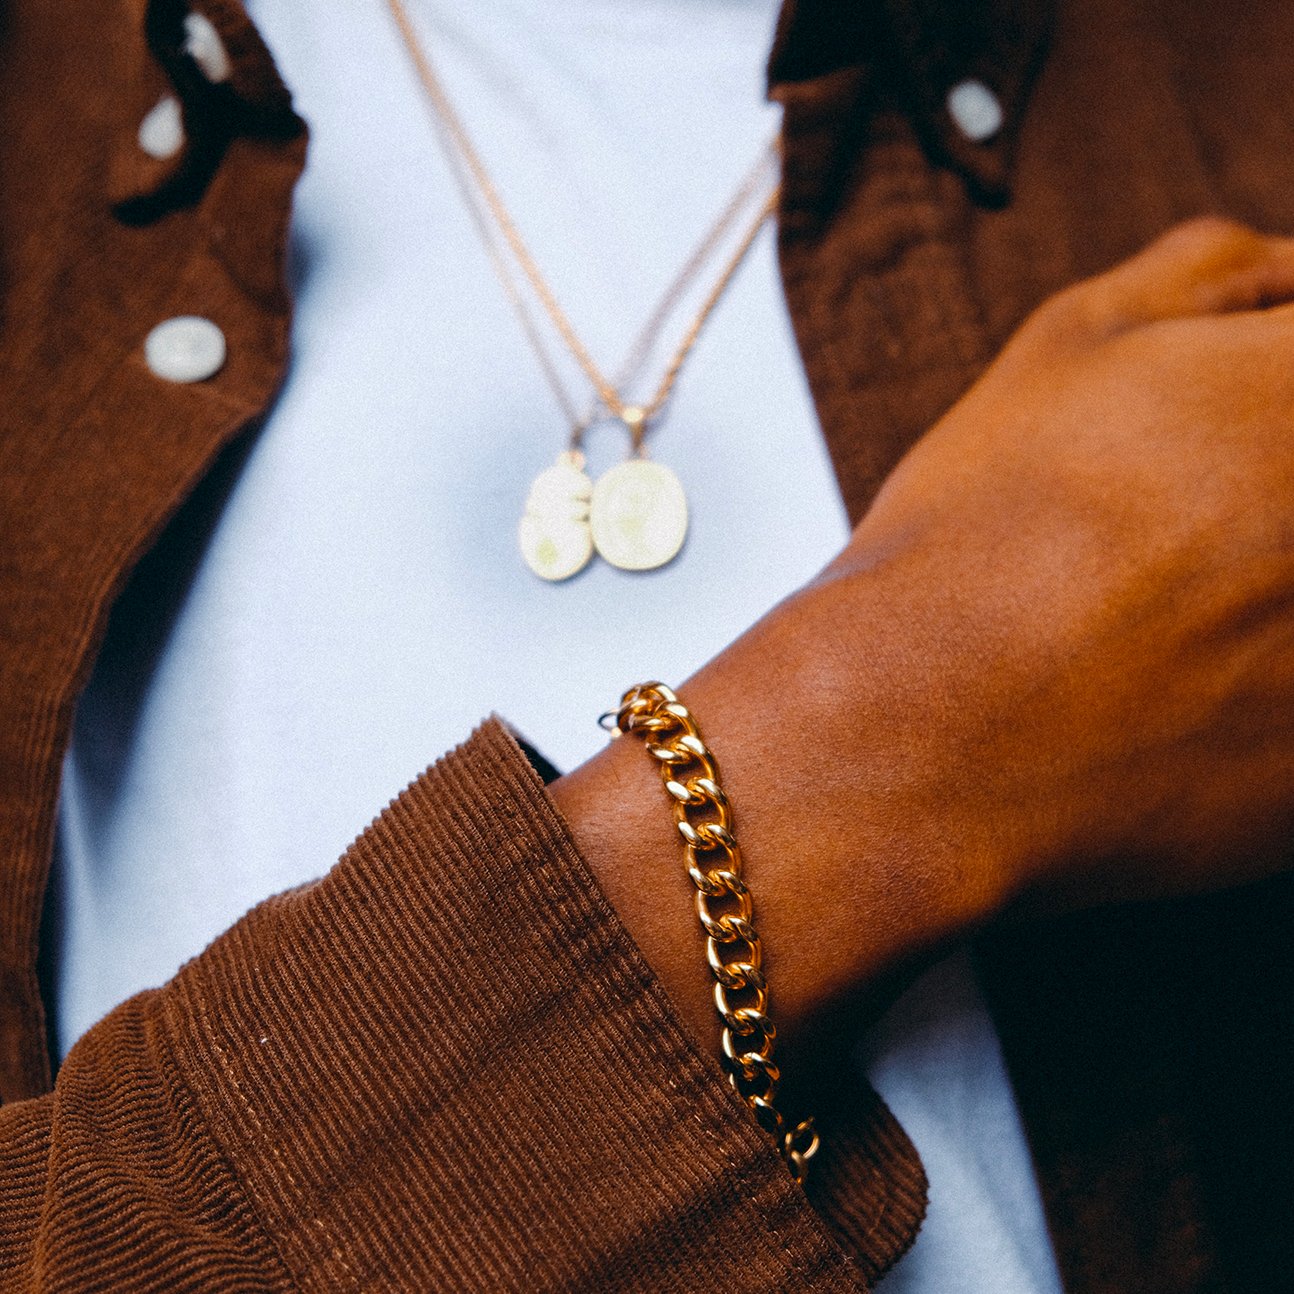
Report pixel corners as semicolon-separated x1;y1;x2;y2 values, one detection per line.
0;720;923;1292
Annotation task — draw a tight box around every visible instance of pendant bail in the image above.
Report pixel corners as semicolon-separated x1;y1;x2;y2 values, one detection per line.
622;404;648;454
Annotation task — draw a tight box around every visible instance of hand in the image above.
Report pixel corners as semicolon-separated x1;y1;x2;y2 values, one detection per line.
846;217;1294;905
553;218;1294;1048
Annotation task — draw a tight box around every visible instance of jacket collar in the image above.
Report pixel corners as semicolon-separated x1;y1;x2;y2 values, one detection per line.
769;0;1056;201
115;0;1052;220
112;0;303;223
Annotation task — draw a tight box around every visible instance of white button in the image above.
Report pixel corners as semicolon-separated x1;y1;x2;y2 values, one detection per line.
137;94;185;160
946;79;1004;143
144;316;226;383
182;11;232;84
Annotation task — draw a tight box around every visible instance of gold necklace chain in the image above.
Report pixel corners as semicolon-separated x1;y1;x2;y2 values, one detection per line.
434;115;779;451
385;0;781;445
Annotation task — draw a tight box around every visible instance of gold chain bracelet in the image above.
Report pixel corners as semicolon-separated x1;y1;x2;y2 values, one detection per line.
607;682;820;1185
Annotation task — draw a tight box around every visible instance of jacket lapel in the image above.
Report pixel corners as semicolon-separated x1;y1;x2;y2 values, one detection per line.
0;0;304;1098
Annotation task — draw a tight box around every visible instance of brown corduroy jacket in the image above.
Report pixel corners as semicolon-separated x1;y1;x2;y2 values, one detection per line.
1;0;1292;1289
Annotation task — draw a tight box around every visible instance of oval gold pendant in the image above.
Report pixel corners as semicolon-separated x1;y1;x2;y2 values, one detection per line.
590;458;688;572
519;454;594;581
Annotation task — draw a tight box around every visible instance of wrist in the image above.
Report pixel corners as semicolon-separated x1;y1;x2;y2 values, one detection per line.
550;552;1031;1056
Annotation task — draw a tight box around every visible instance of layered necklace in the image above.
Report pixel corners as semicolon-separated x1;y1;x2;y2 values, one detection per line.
387;0;781;579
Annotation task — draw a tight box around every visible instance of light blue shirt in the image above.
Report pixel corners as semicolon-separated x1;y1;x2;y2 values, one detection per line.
52;3;1062;1290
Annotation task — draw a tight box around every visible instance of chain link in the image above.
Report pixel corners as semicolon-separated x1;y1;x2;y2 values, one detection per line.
610;682;820;1185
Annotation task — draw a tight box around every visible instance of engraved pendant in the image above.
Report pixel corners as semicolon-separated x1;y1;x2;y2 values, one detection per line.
518;451;595;581
589;458;689;572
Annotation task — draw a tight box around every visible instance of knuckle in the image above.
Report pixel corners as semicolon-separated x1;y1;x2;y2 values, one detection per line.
1036;280;1096;324
1017;280;1107;349
1156;214;1264;265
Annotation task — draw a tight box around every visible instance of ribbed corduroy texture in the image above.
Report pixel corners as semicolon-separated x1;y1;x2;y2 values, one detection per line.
165;719;904;1291
0;993;295;1291
0;723;925;1290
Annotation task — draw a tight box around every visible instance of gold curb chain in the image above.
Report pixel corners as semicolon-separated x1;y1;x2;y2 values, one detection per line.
610;683;820;1185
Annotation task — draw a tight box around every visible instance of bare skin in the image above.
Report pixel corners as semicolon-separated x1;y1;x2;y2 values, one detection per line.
551;218;1294;1064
